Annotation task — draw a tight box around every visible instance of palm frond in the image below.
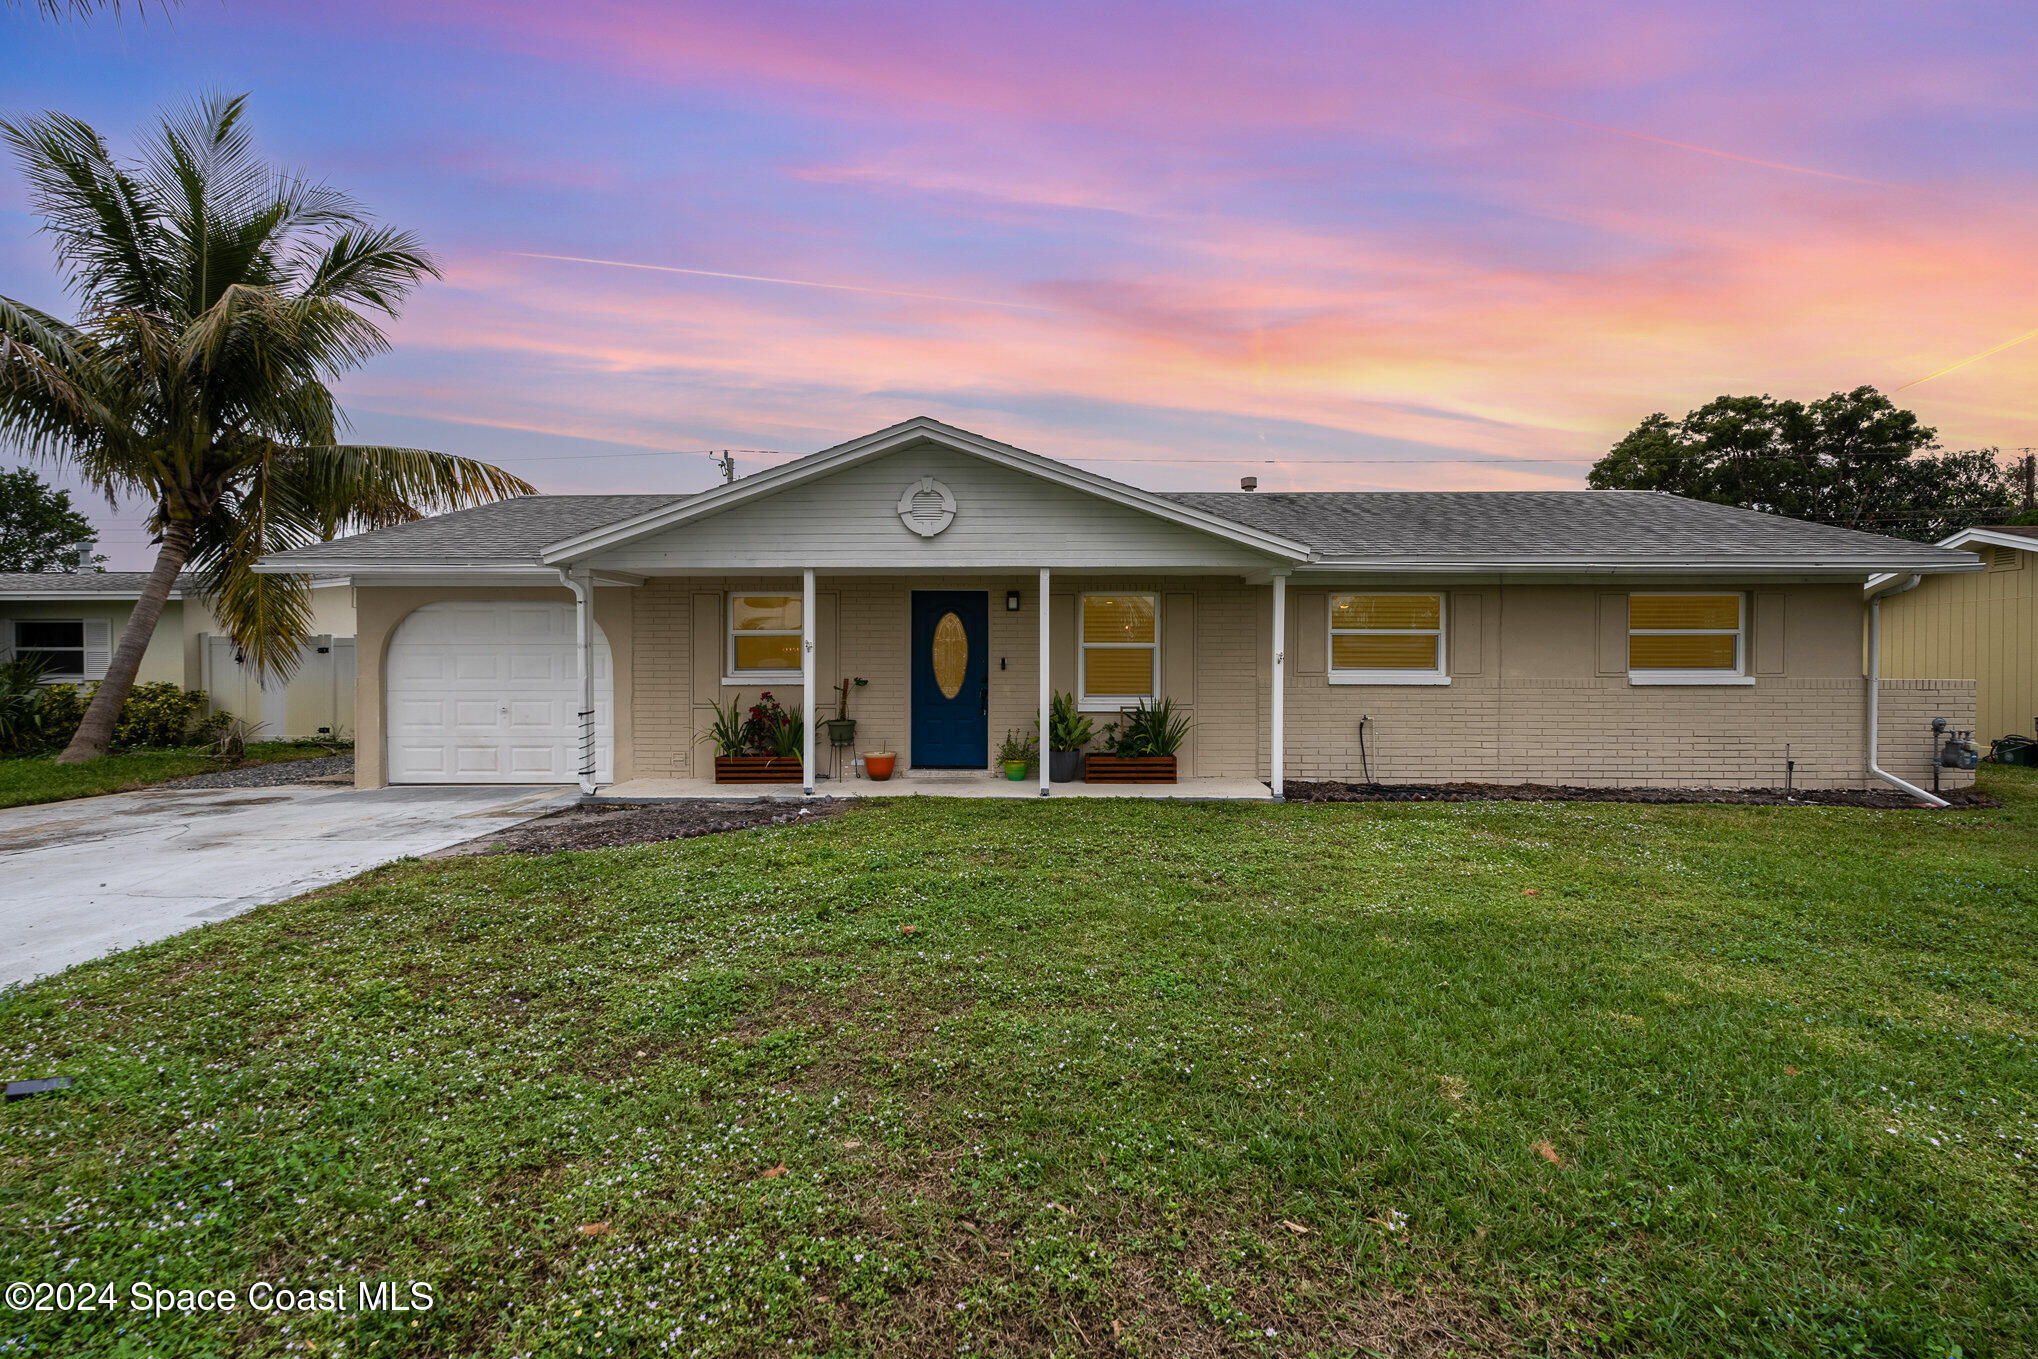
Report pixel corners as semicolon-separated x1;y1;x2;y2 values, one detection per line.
298;226;439;313
290;445;536;526
0;293;116;444
0;110;169;314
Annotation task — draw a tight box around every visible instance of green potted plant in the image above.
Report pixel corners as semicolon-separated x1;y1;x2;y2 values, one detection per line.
998;729;1036;781
1045;689;1092;783
1083;697;1189;784
698;691;803;783
824;676;866;748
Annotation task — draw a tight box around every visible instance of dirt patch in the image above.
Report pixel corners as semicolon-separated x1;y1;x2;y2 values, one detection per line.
440;799;844;856
1283;779;1998;809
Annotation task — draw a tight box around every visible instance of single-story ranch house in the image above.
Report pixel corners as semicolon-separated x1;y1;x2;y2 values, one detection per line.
255;417;1983;800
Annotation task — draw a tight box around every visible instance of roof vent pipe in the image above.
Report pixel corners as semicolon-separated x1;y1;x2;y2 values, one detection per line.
1865;574;1947;807
1240;476;1258;492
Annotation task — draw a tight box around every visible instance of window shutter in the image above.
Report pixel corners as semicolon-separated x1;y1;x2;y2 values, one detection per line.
83;618;113;680
0;618;12;661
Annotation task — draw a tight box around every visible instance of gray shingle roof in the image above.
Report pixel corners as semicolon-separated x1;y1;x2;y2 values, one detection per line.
0;571;197;596
1160;490;1978;569
267;494;686;565
257;483;1976;573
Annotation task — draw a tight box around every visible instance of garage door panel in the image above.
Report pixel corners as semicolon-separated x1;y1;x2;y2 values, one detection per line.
385;601;613;785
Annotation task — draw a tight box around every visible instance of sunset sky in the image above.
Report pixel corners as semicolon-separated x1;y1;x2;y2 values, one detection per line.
4;1;2035;567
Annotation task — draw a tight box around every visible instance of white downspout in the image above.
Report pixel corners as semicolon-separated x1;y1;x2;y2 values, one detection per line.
1038;567;1051;797
802;567;816;796
557;568;598;796
1866;574;1945;807
1270;572;1287;798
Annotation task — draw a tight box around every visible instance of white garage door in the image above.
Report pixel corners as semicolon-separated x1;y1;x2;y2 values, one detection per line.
386;601;613;784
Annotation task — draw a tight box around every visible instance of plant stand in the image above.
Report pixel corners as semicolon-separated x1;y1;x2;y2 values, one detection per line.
1083;755;1176;784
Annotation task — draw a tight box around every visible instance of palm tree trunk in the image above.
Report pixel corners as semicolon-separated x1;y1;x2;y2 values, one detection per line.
55;522;195;764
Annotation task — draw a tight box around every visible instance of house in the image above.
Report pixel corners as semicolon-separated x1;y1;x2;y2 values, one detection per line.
1871;525;2037;746
0;572;358;740
253;416;1984;799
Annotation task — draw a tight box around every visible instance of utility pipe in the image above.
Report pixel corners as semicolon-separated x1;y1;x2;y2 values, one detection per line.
1865;574;1946;807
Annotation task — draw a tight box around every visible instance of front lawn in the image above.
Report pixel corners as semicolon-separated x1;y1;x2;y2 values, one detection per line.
3;769;2034;1357
0;742;344;809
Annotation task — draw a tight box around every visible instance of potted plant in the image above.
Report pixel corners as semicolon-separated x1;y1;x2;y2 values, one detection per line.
1082;697;1190;784
1045;690;1092;783
998;729;1036;781
824;676;866;748
698;691;804;783
863;748;897;780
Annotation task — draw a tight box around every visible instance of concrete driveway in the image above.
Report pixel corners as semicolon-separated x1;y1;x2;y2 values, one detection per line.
0;783;575;988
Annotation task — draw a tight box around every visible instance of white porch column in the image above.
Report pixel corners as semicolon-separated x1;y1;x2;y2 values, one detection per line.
1270;571;1287;798
1038;567;1051;797
801;567;816;795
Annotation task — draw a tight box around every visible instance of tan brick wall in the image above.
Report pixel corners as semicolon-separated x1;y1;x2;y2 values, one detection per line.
357;576;1977;794
1275;583;1975;791
1875;677;1978;791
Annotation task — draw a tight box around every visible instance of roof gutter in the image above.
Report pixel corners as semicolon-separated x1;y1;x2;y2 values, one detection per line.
1864;574;1946;808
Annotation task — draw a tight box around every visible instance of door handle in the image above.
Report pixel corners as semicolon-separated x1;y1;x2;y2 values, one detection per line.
980;682;988;715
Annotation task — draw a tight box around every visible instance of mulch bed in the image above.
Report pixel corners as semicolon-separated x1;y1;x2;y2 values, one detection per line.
1282;779;1998;809
450;799;845;856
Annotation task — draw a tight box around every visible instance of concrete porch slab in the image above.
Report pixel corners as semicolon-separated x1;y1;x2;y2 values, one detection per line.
594;771;1275;802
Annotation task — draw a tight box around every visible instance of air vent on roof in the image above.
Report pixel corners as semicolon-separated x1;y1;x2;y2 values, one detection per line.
1240;476;1258;492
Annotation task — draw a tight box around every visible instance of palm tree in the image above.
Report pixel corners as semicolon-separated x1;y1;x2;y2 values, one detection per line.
0;94;534;763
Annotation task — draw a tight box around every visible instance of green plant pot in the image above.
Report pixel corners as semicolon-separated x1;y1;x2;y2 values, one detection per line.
1003;761;1028;781
823;718;857;746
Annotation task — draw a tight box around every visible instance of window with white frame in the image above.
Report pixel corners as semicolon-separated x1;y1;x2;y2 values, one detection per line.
725;593;802;680
13;619;86;679
1078;593;1157;710
1328;594;1447;683
1627;593;1747;683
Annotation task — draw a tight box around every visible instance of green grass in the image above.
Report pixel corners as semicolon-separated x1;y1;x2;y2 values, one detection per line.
3;769;2034;1358
0;742;346;809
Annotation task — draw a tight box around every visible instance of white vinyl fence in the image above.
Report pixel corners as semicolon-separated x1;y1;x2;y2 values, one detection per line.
200;634;355;741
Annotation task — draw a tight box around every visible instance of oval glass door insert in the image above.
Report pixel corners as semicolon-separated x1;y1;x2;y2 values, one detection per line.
931;612;968;699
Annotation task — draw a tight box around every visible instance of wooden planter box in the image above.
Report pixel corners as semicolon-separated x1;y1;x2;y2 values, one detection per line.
714;755;803;784
1083;755;1176;784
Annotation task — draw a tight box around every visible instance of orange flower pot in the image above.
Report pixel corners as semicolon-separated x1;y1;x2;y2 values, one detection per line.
864;752;897;781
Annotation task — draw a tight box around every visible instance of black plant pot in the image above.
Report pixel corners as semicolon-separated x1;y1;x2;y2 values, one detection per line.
1049;749;1083;783
823;718;857;747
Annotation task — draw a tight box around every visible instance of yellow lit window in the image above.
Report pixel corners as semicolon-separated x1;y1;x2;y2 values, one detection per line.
727;593;802;677
1079;594;1157;708
1628;594;1742;674
1329;594;1445;681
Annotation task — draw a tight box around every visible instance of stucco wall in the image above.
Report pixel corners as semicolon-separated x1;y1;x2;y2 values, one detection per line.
1877;548;2036;743
0;599;193;688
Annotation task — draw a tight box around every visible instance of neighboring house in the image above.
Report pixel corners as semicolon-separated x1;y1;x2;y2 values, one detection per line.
0;572;358;740
1871;525;2037;745
254;417;1983;797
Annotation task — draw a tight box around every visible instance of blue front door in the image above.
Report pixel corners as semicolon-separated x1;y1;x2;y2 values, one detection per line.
910;591;989;767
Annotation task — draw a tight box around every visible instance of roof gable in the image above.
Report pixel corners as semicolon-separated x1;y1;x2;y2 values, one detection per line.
540;417;1309;565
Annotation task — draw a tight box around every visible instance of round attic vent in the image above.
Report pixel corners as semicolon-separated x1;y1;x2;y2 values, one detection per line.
896;477;957;537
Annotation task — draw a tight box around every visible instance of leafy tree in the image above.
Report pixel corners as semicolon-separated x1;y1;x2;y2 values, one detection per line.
0;94;532;764
0;465;102;571
1588;387;2017;541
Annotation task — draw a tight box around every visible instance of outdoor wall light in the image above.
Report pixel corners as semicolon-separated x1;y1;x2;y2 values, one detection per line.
1006;590;1021;611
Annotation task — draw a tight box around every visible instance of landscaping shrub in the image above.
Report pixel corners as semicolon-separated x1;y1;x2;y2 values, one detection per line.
108;682;214;748
32;681;85;747
0;658;50;751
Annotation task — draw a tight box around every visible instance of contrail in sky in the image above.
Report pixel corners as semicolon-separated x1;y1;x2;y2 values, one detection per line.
1478;100;1911;189
1896;325;2038;390
509;252;1047;311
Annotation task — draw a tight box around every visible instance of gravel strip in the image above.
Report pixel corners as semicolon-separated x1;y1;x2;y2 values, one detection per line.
162;753;355;790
